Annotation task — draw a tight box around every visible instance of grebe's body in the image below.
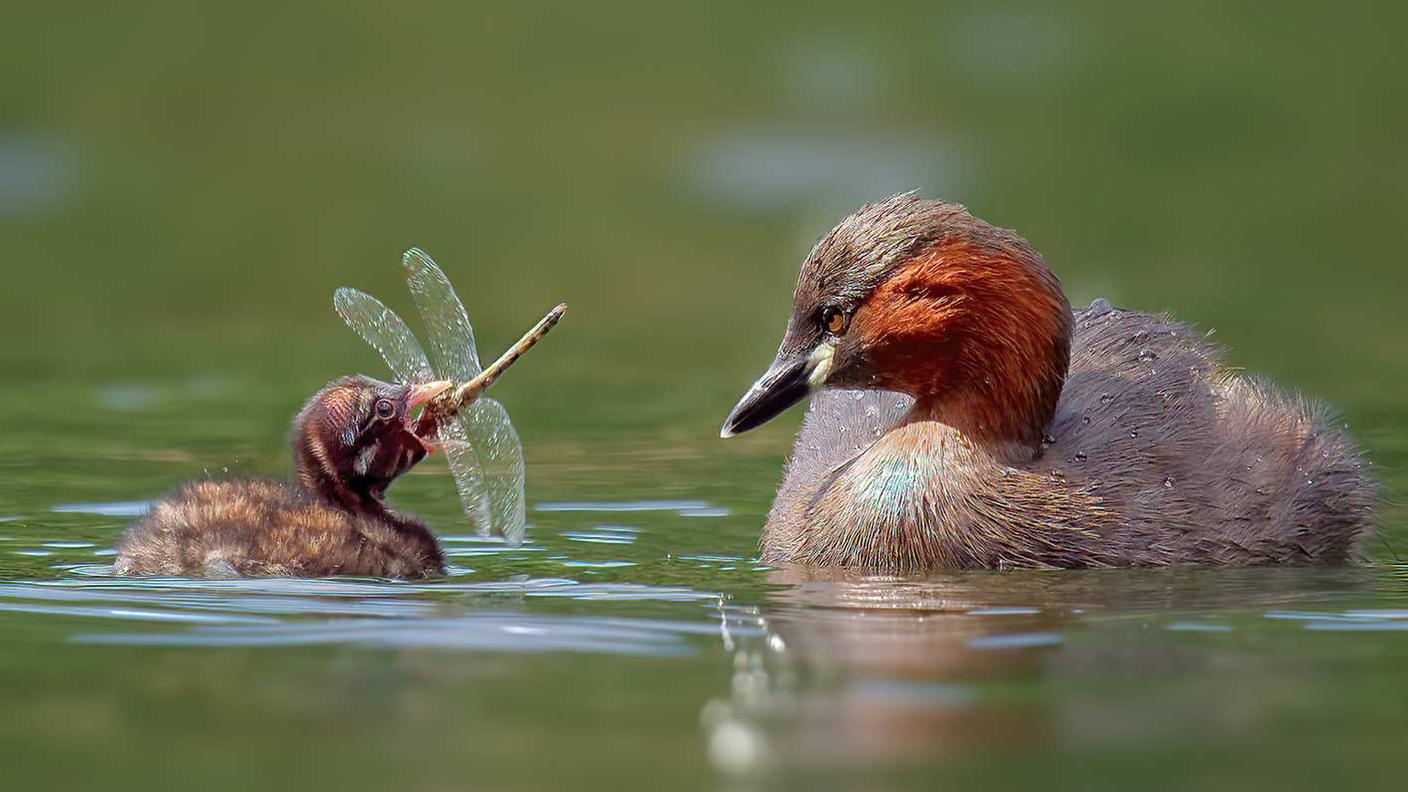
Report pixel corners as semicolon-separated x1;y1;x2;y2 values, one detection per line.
764;304;1372;568
724;194;1375;571
115;376;450;578
114;478;443;578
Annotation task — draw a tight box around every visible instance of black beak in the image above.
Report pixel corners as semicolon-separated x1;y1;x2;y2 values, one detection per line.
720;353;812;438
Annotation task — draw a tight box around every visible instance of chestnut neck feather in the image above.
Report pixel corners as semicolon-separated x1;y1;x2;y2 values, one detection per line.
863;236;1072;461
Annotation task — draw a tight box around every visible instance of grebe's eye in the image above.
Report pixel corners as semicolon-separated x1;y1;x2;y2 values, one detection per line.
820;306;848;336
374;398;396;420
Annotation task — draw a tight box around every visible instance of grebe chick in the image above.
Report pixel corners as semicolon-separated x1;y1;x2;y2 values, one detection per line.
114;376;453;578
721;193;1376;571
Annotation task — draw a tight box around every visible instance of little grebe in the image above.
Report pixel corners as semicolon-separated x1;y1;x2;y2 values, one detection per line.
114;376;453;578
722;193;1376;570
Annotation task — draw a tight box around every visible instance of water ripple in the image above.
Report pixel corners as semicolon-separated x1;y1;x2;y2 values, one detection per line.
1166;622;1234;633
0;575;725;654
562;525;638;545
72;613;715;655
51;500;152;517
536;500;727;517
967;632;1064;650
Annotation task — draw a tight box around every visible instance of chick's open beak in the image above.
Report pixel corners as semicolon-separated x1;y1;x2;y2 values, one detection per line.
720;343;835;438
406;380;454;410
402;380;454;452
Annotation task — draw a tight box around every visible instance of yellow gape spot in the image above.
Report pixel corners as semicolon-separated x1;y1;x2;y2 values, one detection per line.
807;343;835;389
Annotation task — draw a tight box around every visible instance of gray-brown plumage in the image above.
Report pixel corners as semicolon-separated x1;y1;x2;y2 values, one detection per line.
722;193;1377;570
114;376;451;578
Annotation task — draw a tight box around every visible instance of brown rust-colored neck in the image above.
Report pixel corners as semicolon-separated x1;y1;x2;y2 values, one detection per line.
861;235;1072;461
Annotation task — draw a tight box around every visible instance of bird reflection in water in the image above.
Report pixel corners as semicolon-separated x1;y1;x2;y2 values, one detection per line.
701;566;1375;777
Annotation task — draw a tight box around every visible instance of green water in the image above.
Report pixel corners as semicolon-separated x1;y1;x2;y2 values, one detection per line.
2;2;1406;789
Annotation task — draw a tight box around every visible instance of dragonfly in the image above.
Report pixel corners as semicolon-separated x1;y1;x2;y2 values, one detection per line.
333;248;565;546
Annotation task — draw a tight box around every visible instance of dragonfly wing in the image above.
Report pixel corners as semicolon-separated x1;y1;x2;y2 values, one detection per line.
403;248;527;544
435;409;494;536
333;288;434;384
467;397;527;545
402;248;482;381
439;397;526;546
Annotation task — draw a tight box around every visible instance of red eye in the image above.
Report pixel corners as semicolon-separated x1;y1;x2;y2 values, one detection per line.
374;399;396;420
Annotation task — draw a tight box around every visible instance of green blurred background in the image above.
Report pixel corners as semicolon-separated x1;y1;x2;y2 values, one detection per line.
2;2;1406;790
5;1;1406;424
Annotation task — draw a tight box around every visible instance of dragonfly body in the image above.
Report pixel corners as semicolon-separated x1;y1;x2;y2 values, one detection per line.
413;302;567;438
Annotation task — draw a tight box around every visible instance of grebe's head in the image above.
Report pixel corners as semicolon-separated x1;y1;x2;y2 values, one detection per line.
292;375;452;509
721;193;1072;456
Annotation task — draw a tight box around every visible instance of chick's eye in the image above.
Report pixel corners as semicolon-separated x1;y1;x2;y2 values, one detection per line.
821;306;848;335
374;399;396;420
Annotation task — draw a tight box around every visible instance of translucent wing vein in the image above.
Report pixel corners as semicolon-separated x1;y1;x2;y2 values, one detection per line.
333;288;434;384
